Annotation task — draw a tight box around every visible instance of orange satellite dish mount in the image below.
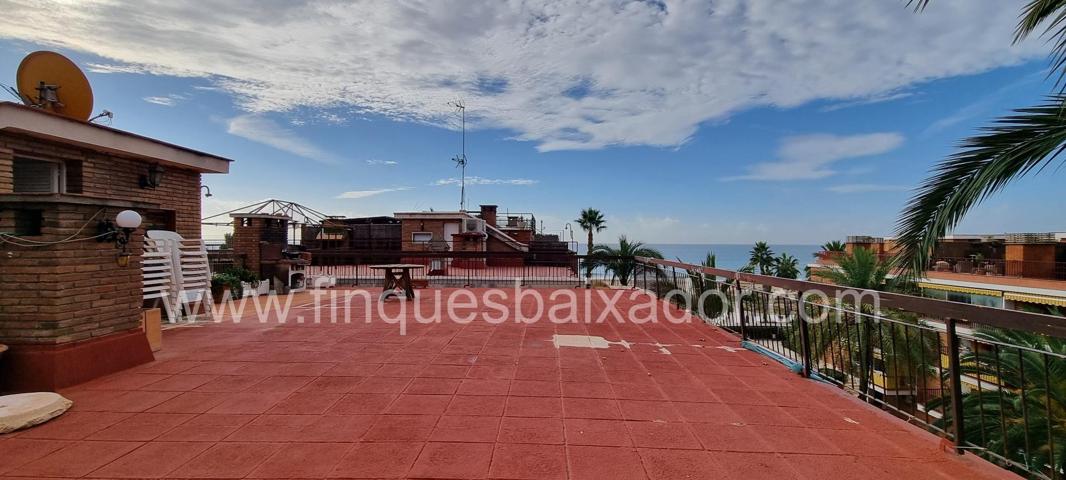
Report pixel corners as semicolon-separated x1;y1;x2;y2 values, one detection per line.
15;51;94;121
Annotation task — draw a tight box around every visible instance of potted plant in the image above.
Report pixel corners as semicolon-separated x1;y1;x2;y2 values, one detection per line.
222;267;260;298
210;272;241;302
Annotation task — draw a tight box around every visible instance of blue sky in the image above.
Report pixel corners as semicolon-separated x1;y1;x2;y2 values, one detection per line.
1;1;1063;244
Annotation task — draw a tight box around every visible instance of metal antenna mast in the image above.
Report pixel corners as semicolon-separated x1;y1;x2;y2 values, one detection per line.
449;99;467;211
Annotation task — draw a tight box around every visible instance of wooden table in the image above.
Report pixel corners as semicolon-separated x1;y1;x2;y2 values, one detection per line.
369;264;425;301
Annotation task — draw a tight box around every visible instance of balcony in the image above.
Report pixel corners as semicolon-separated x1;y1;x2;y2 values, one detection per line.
0;257;1027;479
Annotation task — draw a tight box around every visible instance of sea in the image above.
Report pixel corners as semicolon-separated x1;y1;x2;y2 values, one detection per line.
596;243;822;270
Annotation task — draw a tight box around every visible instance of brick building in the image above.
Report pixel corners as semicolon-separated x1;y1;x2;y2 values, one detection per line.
0;102;231;391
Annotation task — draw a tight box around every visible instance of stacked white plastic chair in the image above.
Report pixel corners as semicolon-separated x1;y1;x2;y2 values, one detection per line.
145;230;215;322
141;245;178;322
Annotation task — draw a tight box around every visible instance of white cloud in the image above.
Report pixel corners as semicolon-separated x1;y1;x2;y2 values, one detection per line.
143;96;176;106
827;183;911;194
336;187;412;199
367;159;399;166
226;114;337;163
726;132;904;181
434;177;537;186
820;92;914;112
0;1;1046;151
142;93;187;106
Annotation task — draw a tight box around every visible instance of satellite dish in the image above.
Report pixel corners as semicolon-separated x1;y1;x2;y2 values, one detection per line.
15;51;94;121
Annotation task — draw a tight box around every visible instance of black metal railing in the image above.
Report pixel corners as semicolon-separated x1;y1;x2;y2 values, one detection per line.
930;256;1066;281
304;252;639;288
636;257;1066;479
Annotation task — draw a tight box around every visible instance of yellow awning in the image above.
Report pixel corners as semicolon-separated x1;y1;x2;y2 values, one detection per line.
1003;292;1066;307
918;282;1002;297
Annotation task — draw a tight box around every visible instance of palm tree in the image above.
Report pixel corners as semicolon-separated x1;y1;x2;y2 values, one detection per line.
682;252;727;319
588;236;663;286
817;247;891;291
773;253;800;279
895;1;1066;276
805;247;894;398
575;208;606;255
930;328;1066;477
748;241;775;275
821;240;846;253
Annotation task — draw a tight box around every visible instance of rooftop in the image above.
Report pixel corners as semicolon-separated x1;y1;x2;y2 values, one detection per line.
0;288;1013;479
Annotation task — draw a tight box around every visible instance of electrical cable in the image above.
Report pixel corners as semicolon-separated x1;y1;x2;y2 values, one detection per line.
0;208;108;247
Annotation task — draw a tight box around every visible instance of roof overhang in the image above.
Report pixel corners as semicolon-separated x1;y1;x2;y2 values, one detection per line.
394;211;471;220
0;102;231;174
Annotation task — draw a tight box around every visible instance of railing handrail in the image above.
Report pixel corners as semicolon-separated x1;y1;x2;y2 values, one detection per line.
636;256;1066;338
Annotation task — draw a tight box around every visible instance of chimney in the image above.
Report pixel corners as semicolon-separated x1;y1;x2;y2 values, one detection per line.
479;205;497;227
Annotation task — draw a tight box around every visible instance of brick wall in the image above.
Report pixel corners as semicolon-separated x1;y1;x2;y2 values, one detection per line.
231;215;289;276
0;132;204;345
400;218;451;252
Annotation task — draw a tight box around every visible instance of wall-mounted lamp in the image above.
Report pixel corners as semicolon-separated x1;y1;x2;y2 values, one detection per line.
139;163;164;189
98;210;142;266
201;185;213;198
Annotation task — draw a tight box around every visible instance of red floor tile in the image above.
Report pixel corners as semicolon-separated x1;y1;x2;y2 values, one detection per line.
563;396;623;420
498;416;565;445
410;442;493;478
563;418;632;446
387;394;453;415
446;394;506;416
406;377;462;394
326;392;397;414
490;443;568;480
430;415;500;442
299;375;366;393
567;445;647;480
363;414;440;442
248;442;351;478
16;411;133;440
626;420;702;449
329;441;422;478
86;412;194;441
169;441;282;478
457;378;512;396
15;440;142;478
87;441;212;478
638;448;722;480
0;438;71;475
506;396;563;418
267;391;343;414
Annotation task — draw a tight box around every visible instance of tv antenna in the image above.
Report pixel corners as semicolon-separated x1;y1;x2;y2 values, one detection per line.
448;99;467;211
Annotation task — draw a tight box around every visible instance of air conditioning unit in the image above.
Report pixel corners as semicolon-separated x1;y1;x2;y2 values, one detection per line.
462;218;486;234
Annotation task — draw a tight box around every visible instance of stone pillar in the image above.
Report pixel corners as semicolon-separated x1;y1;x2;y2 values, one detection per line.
479;205;497;227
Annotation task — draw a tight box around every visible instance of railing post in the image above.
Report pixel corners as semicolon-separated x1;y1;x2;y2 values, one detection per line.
736;277;749;341
945;317;966;455
796;290;812;378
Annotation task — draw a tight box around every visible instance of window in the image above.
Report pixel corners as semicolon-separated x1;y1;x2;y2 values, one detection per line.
412;232;432;243
13;157;64;193
13;209;43;236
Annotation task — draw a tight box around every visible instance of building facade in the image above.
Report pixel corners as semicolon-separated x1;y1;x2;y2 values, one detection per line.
0;102;230;391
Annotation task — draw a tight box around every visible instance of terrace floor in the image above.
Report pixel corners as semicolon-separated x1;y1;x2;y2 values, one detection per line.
0;288;1016;479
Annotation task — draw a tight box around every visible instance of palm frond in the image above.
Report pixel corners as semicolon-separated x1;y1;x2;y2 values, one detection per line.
894;95;1066;277
1015;0;1066;88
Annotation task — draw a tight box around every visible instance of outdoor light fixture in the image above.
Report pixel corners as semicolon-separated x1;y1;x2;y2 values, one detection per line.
98;210;142;266
139;163;164;189
201;185;212;198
